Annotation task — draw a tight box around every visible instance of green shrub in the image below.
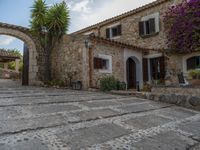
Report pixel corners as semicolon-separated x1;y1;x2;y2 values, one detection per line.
188;70;200;79
100;76;118;91
117;81;126;90
44;79;65;87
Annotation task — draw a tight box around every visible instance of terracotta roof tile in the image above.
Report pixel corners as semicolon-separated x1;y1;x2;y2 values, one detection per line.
89;35;164;52
0;49;20;59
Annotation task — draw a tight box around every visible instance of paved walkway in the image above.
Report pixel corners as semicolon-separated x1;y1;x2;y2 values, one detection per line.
0;81;200;149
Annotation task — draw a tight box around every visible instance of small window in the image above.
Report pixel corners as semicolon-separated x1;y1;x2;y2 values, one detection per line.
106;24;121;39
93;55;112;73
187;56;200;70
94;57;109;70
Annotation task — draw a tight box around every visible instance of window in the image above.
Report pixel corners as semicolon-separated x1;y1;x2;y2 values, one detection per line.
94;58;109;69
150;57;165;80
106;24;121;39
187;56;200;70
139;18;156;36
139;13;159;37
93;54;112;73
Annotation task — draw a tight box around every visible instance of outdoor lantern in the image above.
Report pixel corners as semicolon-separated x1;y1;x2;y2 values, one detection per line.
84;39;91;49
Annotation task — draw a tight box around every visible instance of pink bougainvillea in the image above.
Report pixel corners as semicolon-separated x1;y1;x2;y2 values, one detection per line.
163;0;200;53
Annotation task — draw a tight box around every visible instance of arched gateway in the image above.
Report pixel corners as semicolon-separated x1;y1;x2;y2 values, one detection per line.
0;22;42;85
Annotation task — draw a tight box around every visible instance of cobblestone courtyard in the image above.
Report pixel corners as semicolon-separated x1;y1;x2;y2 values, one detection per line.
0;80;200;149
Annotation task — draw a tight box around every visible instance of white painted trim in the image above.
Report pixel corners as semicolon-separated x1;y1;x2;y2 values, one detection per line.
107;22;120;28
97;54;112;74
143;53;162;59
124;49;143;89
83;31;94;35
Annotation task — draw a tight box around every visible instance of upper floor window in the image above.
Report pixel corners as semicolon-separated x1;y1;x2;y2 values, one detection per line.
187;56;200;70
139;13;159;37
106;24;121;39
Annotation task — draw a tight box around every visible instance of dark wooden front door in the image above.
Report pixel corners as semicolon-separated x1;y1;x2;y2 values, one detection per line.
127;58;136;89
22;44;29;85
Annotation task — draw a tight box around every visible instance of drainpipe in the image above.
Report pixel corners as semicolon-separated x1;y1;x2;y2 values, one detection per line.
85;39;93;88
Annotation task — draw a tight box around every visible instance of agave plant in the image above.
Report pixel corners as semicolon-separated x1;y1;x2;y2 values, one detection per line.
30;0;70;81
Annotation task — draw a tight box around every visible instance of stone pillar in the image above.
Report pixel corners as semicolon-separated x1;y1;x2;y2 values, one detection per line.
15;59;20;72
4;63;8;70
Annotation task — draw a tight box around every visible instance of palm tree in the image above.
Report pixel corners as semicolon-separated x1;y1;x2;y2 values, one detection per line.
30;0;70;81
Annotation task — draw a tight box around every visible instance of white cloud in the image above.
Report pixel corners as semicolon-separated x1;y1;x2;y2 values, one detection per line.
0;35;16;46
69;0;156;32
70;0;92;13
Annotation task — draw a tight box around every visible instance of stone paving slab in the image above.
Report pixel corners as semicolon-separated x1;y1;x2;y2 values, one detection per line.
117;102;171;113
132;131;197;150
72;108;120;121
80;100;120;108
124;114;172;130
156;106;198;120
24;104;80;115
0;81;199;149
0;137;49;150
56;123;131;149
0;114;68;135
179;119;200;139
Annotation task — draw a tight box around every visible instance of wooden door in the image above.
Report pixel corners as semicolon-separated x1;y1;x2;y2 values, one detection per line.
22;44;29;85
127;58;136;89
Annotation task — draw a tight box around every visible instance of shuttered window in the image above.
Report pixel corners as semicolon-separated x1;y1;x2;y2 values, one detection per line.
94;57;110;70
94;57;103;69
149;18;156;34
139;18;156;36
106;24;122;39
187;56;200;70
106;28;110;39
139;21;144;36
159;56;165;79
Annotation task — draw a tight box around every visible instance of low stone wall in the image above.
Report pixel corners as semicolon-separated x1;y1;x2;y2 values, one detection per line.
152;86;200;96
137;86;200;110
0;69;20;79
144;93;200;111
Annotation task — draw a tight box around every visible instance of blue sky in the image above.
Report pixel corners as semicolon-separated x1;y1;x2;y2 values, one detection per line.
0;0;155;54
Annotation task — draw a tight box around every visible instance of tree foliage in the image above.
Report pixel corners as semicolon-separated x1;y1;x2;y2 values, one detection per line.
163;0;200;53
30;0;70;81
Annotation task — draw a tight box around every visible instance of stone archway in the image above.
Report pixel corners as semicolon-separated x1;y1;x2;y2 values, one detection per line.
0;22;41;85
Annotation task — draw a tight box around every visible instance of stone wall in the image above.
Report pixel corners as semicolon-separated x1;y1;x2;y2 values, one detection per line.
145;93;200;111
91;43;124;88
152;86;200;96
140;86;200;110
51;35;88;88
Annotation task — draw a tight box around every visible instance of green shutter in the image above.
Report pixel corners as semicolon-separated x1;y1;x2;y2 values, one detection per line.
139;21;144;36
106;28;110;39
117;24;122;35
149;18;156;34
143;58;149;82
159;56;165;79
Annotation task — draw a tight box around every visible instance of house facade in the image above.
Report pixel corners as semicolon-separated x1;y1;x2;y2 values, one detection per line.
51;0;200;89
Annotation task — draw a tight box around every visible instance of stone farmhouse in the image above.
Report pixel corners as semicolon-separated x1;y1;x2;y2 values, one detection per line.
50;0;199;90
